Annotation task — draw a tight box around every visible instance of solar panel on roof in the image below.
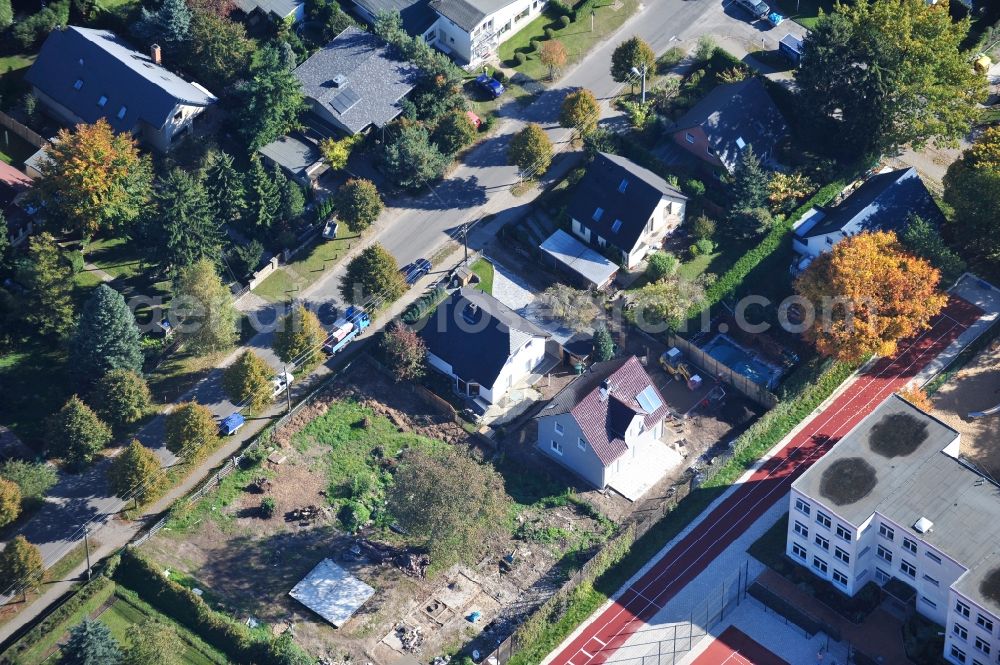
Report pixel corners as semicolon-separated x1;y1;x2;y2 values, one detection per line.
636;386;662;413
330;88;361;114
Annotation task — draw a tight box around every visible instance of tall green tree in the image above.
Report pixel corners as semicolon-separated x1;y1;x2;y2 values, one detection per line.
943;125;1000;271
245;154;281;239
0;0;13;29
183;10;256;90
20;232;77;339
0;536;43;600
340;243;406;307
275;168;305;222
204;151;247;227
610;37;656;88
122;618;182;665
164;401;217;457
59;620;122;665
335;179;383;232
235;44;305;150
730;144;769;210
222;350;273;413
0;479;21;528
381;123;449;189
274;304;326;367
900;215;966;281
108;440;162;505
0;461;58;504
171;259;239;354
508;123;553;174
48;396;112;469
0;211;10;271
152;169;223;269
33;119;153;237
90;369;152;430
559;89;600;135
71;284;143;380
432;111;477;157
133;0;190;47
795;0;986;159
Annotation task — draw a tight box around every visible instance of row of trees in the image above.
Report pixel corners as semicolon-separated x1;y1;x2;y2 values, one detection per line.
58;617;186;665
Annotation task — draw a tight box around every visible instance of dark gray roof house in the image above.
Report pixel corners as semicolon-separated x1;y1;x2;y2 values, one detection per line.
26;26;217;153
792;167;945;261
349;0;438;36
233;0;304;21
671;77;788;173
421;288;553;406
566;152;688;270
294;26;418;136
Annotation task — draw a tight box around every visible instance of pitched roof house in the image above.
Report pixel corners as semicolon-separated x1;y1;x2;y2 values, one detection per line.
26;27;217;153
0;161;35;248
428;0;547;65
792;167;945;266
349;0;439;37
670;78;788;174
420;288;554;408
567;152;687;270
294;26;418;136
233;0;305;22
537;356;672;496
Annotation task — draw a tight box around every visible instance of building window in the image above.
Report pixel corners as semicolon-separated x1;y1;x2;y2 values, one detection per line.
814;534;830;551
791;543;807;560
903;538;918;554
876;567;891;584
816;512;832;529
832;569;848;586
901;560;916;578
957;601;971;619
923;574;939;587
618;179;629;193
976;614;993;633
921;596;937;609
879;523;895;541
117;106;127;119
950;645;966;663
550;440;562;455
794;521;809;538
927;551;942;564
684;132;695;144
955;624;969;641
795;498;811;516
577;437;586;451
974;636;990;655
73;79;84;90
592;207;604;222
835;547;850;564
836;524;852;541
877;545;892;563
554;422;563;435
611;219;623;234
97;95;107;107
812;556;828;574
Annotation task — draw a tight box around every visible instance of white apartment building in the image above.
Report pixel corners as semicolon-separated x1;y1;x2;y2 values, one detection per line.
429;0;548;65
787;394;1000;665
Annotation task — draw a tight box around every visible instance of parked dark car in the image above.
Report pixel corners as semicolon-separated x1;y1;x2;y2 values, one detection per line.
400;258;432;285
475;73;504;98
733;0;770;19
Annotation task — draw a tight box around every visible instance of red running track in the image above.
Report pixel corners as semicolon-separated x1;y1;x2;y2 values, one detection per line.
690;627;788;665
548;296;983;665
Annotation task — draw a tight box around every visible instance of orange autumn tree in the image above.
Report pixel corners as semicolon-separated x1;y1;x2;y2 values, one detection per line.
34;119;153;237
794;231;947;363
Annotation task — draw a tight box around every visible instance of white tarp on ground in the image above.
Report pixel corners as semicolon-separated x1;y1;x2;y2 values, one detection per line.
289;558;374;627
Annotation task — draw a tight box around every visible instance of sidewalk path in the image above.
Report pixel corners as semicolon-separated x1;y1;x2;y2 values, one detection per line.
545;294;987;665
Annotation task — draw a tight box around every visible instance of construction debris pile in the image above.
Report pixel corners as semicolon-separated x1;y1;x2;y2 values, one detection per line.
395;624;423;652
351;538;430;578
286;505;323;525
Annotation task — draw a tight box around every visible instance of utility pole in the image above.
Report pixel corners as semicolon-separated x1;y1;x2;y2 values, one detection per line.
83;526;92;581
631;64;648;104
283;364;292;414
590;9;595;32
463;223;469;264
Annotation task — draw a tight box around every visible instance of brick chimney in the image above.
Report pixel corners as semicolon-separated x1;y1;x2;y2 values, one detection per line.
150;44;162;65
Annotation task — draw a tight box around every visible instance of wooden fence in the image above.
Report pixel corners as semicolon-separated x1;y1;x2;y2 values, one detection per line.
0;111;47;151
667;334;779;409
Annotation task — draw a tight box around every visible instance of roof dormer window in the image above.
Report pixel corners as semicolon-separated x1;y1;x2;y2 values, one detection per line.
592;207;603;222
618;179;629;193
611;219;623;233
97;95;108;107
73;79;84;90
117;106;127;119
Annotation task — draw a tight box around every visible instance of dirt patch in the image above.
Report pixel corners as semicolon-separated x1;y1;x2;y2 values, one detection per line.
931;340;1000;478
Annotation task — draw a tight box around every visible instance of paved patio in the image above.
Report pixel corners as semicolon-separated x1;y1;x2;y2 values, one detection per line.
609;437;684;502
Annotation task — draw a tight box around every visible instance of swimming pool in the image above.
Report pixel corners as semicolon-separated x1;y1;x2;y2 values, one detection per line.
701;334;783;389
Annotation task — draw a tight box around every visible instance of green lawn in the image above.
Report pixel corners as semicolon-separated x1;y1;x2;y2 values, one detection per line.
0;344;71;445
0;132;37;168
85;237;144;280
251;267;302;303
0;53;36;104
252;235;354;303
676;230;756;282
470;257;495;294
98;596;226;664
498;0;640;83
772;0;834;29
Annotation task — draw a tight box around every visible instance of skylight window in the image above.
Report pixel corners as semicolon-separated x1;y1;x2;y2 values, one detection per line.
636;386;662;413
73;79;84;90
592;207;603;222
97;95;108;107
611;219;623;233
735;137;746;150
117;106;127;119
618;179;629;193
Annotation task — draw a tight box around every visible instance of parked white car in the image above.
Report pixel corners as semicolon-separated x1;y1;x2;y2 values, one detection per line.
272;370;294;397
322;220;339;240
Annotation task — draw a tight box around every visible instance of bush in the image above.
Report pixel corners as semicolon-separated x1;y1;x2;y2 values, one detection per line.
338;500;370;532
657;46;686;72
260;497;276;518
645;252;679;282
481;114;497;132
691;215;716;240
694;36;716;62
681;178;705;198
688;244;702;258
492;69;508;84
695;238;715;255
514;51;527;65
529;38;540;52
544;27;555;39
559;14;570;27
549;0;571;16
401;285;447;324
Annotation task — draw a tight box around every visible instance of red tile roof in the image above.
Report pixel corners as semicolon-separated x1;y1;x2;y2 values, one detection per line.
569;356;669;466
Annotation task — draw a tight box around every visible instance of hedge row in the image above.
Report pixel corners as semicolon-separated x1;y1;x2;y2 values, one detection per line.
114;549;310;665
1;576;115;664
401;285;447;324
503;358;859;665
